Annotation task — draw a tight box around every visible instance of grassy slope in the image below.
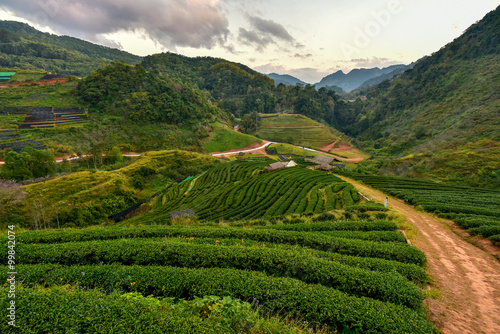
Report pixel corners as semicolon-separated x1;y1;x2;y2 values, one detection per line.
203;122;261;153
256;114;337;148
348;7;500;186
3;150;218;229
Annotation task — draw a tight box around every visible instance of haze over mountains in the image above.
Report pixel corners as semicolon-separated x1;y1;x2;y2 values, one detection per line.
267;64;416;93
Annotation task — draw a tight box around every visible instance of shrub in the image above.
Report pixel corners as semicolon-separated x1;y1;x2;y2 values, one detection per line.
12;239;423;309
13;264;438;334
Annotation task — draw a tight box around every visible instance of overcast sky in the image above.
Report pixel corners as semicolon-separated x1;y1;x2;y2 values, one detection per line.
0;0;498;83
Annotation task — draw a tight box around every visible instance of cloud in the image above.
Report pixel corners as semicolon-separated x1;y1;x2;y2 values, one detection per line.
238;27;273;51
237;15;297;52
248;16;294;42
0;0;230;50
294;53;312;58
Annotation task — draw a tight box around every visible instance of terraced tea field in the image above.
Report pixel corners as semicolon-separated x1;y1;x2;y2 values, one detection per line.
136;160;361;222
0;221;437;333
342;173;500;244
256;114;337;149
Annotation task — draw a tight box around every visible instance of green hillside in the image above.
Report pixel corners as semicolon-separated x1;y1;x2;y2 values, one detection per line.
0;150;218;229
256;114;337;148
128;160;361;223
338;6;500;187
0;20;141;75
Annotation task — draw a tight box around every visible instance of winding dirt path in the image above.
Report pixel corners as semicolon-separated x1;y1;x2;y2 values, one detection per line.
339;176;500;334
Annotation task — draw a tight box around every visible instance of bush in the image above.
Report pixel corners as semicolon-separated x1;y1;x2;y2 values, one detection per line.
0;286;306;334
5;225;426;265
12;239;423;309
12;264;438;334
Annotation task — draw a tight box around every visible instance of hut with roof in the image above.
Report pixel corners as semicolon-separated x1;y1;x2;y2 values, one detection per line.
168;209;196;220
305;155;338;171
265;160;297;172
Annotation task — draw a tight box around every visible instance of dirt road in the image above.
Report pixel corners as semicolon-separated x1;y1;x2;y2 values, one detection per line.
339;176;500;334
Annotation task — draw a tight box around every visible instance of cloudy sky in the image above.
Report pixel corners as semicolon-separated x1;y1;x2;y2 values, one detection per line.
0;0;497;83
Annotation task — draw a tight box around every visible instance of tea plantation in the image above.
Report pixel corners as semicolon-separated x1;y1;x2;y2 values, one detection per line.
134;160;362;223
1;219;437;333
341;173;500;244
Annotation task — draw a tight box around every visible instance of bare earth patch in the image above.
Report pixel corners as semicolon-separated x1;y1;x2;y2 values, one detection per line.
339;175;500;334
211;140;271;157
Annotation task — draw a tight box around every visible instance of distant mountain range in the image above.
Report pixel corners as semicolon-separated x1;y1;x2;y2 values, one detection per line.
315;65;406;92
266;73;307;86
267;64;412;93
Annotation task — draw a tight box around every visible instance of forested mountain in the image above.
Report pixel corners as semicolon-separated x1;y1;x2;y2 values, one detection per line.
141;52;343;121
0;20;141;75
339;5;500;186
357;62;416;89
266;73;307;86
77;61;230;125
315;65;406;92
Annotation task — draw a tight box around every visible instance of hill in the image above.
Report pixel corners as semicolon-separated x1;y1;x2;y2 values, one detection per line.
266;73;307;86
338;5;500;187
0;20;141;75
357;62;416;89
255;113;337;149
315;65;406;92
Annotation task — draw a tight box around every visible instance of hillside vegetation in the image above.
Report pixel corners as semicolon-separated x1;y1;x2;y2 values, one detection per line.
0;150;218;229
129;160;362;223
256;114;336;149
338;6;500;187
0;21;141;75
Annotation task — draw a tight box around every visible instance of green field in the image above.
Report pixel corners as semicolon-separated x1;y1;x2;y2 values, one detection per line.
0;150;218;229
0;80;80;108
0;219;436;333
203;122;261;153
129;160;361;223
341;173;500;244
256;114;337;148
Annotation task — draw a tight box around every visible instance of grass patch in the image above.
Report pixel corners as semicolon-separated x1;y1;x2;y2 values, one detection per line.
256;114;336;149
203;122;261;153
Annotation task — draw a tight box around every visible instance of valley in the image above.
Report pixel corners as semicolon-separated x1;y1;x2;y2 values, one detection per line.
0;4;499;334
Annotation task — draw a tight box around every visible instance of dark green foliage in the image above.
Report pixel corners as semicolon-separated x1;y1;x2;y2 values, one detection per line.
10;238;423;308
469;225;500;238
318;230;407;243
0;146;56;181
489;234;500;245
0;21;141;75
136;161;356;222
1;287;275;334
12;264;438;334
77;62;229;125
342;172;500;242
1;225;426;265
261;220;397;232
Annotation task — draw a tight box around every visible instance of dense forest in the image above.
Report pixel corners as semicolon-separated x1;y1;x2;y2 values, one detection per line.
77;61;230;125
0;20;141;75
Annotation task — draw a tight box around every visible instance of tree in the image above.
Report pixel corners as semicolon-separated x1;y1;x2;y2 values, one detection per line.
241;111;260;133
0;147;57;181
0;179;26;215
